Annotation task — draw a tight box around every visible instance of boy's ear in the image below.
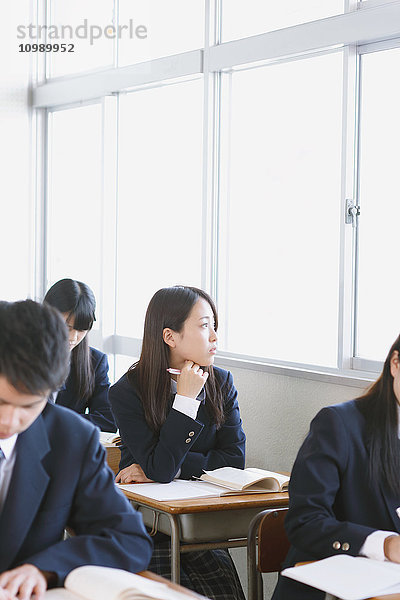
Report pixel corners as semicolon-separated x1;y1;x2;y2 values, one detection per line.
163;328;176;348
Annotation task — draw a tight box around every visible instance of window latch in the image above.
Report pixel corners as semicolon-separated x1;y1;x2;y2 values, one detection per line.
345;199;360;228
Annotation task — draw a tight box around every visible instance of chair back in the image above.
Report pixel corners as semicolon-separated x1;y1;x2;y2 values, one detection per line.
258;508;289;572
247;508;289;600
104;444;121;475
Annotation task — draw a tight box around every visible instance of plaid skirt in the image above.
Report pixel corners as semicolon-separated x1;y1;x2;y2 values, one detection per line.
149;539;246;600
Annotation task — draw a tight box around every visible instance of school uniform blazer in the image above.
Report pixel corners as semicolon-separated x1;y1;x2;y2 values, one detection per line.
56;347;116;432
272;399;400;600
109;366;246;482
0;402;152;585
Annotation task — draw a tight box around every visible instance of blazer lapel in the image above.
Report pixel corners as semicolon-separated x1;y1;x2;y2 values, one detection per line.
0;414;51;571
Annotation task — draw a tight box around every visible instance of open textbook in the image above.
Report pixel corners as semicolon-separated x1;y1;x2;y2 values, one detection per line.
282;555;400;600
45;565;200;600
99;431;122;446
199;467;289;493
118;468;289;501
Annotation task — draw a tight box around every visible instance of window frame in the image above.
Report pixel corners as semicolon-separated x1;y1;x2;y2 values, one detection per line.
32;0;400;385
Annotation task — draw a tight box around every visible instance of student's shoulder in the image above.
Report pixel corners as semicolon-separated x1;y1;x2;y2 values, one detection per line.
42;401;99;445
314;399;364;429
89;346;108;366
110;369;141;402
212;365;233;386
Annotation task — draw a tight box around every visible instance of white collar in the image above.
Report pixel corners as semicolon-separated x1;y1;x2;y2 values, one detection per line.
0;434;18;460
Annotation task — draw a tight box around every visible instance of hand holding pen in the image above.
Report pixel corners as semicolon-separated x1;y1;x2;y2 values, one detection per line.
167;360;208;399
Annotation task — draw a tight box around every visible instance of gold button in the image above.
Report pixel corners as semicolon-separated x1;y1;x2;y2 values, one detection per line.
342;543;350;551
188;431;195;437
185;438;191;444
333;541;341;550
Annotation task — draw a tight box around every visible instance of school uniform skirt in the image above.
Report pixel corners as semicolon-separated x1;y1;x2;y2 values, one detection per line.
149;538;245;600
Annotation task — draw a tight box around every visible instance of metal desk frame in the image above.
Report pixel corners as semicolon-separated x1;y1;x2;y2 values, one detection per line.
122;490;289;584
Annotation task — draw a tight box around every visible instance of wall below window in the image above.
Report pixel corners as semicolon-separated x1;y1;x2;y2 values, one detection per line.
227;365;364;598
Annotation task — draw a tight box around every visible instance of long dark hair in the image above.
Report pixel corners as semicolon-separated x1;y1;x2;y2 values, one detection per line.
357;334;400;496
128;286;224;432
44;279;96;402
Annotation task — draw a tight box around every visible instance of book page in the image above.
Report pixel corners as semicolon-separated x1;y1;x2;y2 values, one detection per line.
65;565;198;600
201;467;289;491
45;590;81;599
282;555;400;600
118;480;224;501
245;468;290;489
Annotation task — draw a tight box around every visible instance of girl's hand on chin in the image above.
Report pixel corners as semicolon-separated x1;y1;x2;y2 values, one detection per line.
176;360;209;399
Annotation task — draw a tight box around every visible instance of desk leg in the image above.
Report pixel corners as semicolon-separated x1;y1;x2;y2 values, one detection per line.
166;514;181;585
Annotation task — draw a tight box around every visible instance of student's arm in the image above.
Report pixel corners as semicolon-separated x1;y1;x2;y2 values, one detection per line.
84;351;116;433
179;370;246;478
110;376;205;483
17;429;153;586
285;406;377;559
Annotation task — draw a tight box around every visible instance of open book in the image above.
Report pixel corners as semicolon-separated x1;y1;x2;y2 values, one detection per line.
99;431;122;446
119;469;289;501
45;565;201;600
282;555;400;600
199;467;289;493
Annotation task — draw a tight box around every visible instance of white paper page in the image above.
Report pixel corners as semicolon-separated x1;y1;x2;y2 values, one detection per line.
117;480;224;501
99;431;119;444
201;467;267;489
45;590;80;599
282;555;400;600
65;565;198;600
245;468;289;486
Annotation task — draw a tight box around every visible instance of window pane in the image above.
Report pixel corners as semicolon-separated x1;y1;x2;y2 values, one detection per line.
47;0;114;77
116;80;203;337
222;0;344;42
47;104;103;308
118;0;204;66
1;0;32;301
356;48;400;361
219;52;343;366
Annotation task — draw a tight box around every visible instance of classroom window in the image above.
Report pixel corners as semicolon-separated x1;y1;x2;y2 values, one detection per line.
47;0;115;77
218;52;343;367
221;0;345;42
118;0;205;67
47;103;103;308
116;79;204;338
355;47;400;362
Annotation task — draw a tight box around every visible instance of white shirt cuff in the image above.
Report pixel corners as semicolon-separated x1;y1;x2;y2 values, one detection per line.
172;394;201;420
359;530;398;561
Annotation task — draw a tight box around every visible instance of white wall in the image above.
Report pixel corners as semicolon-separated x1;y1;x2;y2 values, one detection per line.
228;365;366;599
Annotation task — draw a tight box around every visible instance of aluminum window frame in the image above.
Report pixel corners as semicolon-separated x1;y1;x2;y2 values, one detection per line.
32;0;400;384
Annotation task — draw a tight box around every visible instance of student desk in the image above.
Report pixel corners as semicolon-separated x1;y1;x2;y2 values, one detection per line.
121;488;289;584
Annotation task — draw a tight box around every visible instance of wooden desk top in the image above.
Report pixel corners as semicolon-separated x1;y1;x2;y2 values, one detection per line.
122;489;289;514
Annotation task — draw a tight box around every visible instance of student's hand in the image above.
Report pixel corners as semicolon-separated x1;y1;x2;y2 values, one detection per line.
176;360;209;399
0;587;14;600
115;463;154;484
0;564;47;600
384;535;400;562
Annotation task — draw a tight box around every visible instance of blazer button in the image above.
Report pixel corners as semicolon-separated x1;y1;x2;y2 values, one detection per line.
342;543;350;551
332;541;341;550
188;431;195;437
185;438;191;444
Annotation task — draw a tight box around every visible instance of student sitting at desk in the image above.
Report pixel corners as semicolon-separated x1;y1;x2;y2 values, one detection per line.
273;334;400;600
110;285;246;600
44;278;116;432
0;299;152;600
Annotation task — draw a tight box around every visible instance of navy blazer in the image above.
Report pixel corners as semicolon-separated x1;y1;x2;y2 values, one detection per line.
56;347;116;432
273;399;400;600
109;366;246;482
0;403;152;585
